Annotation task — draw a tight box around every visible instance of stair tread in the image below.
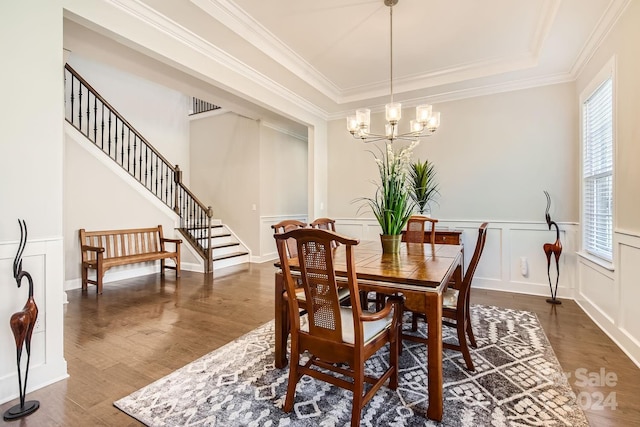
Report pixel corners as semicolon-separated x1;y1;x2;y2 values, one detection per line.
211;242;240;249
213;251;249;262
193;233;232;240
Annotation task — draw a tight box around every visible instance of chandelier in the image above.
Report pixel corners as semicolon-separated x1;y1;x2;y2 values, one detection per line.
347;0;440;143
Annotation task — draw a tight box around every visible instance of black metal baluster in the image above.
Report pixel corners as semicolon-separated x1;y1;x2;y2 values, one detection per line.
85;91;91;137
127;129;131;173
133;135;138;178
114;117;118;161
155;156;159;198
93;96;98;143
121;124;125;166
169;169;174;208
144;147;149;188
101;104;105;149
161;163;167;204
78;83;82;130
70;75;75;126
108;111;112;156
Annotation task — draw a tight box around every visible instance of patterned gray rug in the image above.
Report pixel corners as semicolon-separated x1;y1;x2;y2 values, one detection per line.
114;305;588;426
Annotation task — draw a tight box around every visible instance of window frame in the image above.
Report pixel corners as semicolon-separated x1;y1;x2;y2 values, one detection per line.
579;57;616;266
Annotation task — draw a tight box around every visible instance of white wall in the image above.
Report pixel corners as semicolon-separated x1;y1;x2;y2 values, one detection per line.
63;124;197;289
0;0;67;404
189;112;261;254
66;54;191;181
574;0;640;366
328;83;578;222
259;122;308;259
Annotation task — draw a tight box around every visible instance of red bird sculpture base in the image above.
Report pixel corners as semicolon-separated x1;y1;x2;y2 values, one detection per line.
3;400;40;421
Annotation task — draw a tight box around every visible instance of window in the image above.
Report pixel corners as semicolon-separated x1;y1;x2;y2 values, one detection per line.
582;75;613;262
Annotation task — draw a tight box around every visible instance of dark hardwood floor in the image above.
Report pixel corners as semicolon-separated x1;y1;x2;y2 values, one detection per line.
1;262;638;426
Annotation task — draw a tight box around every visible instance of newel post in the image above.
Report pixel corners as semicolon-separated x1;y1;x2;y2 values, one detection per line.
206;206;214;274
173;164;182;214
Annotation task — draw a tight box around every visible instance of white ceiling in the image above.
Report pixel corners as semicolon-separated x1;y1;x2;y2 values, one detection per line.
182;0;626;117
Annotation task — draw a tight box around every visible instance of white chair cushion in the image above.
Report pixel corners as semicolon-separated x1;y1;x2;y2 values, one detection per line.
300;307;393;345
443;288;459;309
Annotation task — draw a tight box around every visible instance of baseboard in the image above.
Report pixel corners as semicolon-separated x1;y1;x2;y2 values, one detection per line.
575;295;640;369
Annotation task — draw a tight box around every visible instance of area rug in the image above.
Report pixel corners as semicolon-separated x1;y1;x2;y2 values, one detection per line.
114;305;588;426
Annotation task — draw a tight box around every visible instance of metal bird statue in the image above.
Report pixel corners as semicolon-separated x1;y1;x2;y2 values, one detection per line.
3;219;40;421
543;191;562;304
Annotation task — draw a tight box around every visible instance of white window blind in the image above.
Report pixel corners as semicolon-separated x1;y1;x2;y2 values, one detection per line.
582;78;613;261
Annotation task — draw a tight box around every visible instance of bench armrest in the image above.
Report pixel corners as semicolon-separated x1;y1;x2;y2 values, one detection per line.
161;238;182;244
81;245;105;253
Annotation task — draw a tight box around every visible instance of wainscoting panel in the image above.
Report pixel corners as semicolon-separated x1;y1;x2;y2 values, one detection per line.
576;230;640;367
620;241;640;342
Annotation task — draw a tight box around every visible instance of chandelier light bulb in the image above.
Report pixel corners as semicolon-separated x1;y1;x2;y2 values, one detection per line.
356;108;371;129
416;104;432;124
385;103;402;124
410;120;423;133
347;116;359;134
427;111;441;131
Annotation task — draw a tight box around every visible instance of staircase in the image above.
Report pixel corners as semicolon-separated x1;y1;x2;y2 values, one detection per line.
64;63;249;273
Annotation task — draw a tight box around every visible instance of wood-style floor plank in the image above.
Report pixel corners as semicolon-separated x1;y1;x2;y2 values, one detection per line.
1;263;639;426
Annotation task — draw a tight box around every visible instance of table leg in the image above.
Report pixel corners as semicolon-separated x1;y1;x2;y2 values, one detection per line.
274;271;288;369
425;290;444;421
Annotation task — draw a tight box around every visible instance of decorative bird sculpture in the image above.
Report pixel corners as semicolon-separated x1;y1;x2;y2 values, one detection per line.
3;219;40;421
543;191;562;304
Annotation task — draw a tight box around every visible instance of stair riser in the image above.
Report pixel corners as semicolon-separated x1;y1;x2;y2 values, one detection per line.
212;245;242;257
213;254;250;270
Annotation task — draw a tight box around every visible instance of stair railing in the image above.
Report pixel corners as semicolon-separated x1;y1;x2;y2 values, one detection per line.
64;64;213;272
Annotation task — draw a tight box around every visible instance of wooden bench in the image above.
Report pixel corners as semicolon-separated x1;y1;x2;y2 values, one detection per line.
79;225;181;294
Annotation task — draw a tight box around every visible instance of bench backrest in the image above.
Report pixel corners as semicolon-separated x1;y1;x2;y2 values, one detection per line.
79;225;167;262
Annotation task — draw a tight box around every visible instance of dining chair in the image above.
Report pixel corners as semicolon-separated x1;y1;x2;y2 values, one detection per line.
274;228;403;427
272;219;351;335
405;215;439;244
310;217;339;248
310;217;336;232
405;222;488;371
271;219;307;259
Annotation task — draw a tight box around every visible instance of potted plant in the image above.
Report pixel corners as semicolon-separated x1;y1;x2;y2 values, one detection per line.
360;141;417;253
409;158;439;215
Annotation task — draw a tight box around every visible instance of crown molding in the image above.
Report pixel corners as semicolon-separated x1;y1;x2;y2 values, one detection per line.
106;0;329;120
338;53;538;104
190;0;342;101
570;0;632;79
261;121;308;142
190;0;565;107
328;71;574;121
530;0;561;57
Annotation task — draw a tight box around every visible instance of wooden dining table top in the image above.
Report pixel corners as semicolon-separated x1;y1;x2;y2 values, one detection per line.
283;240;463;292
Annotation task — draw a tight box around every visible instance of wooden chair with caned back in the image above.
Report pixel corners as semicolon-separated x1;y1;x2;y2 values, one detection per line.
310;217;336;232
310;217;339;248
271;219;307;259
274;228;403;427
405;215;439;244
272;219;350;340
406;222;488;371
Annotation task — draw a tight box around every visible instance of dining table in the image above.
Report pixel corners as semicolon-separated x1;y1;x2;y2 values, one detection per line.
273;239;464;422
